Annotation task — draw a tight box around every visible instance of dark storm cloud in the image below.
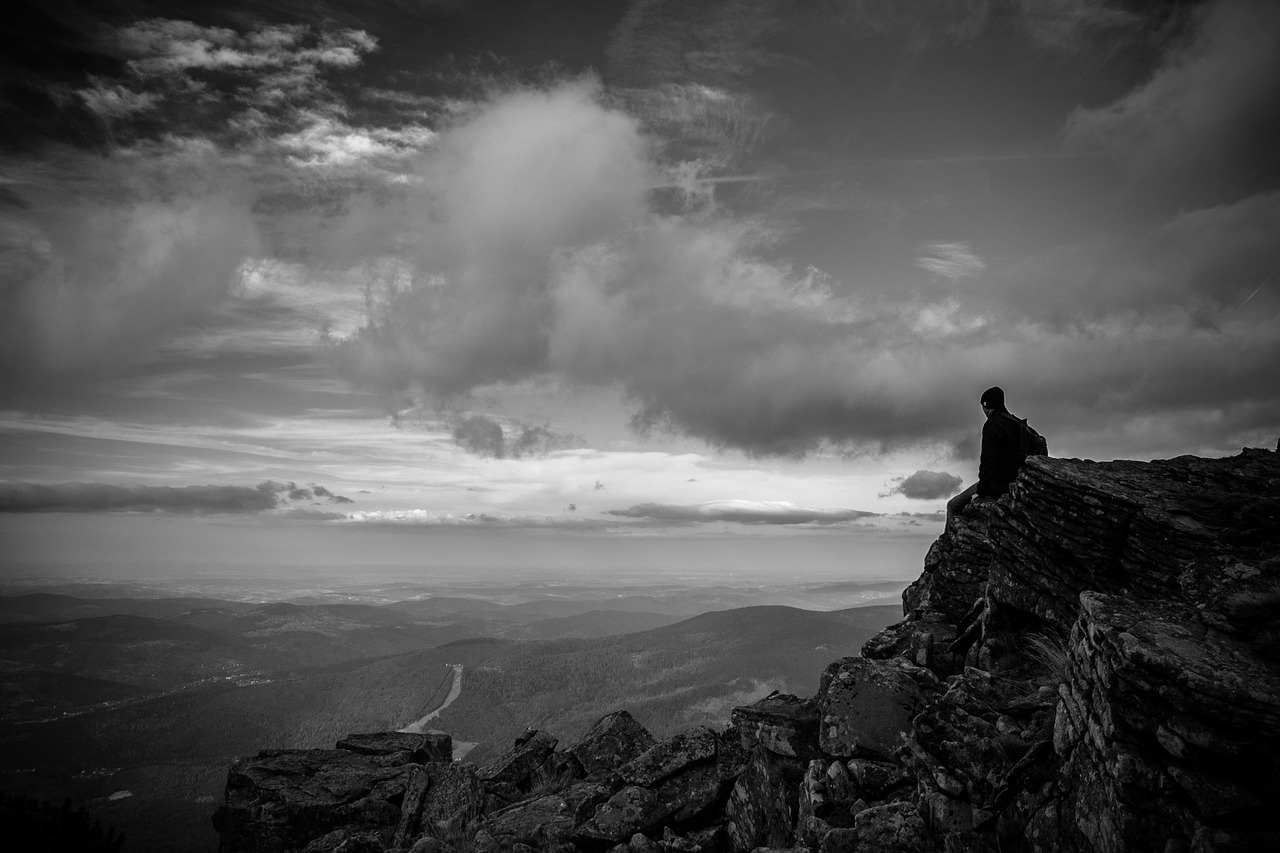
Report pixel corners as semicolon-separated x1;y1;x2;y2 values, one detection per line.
1063;0;1280;204
884;470;963;500
3;0;1275;469
334;70;1278;460
0;480;351;514
607;501;879;525
450;413;584;459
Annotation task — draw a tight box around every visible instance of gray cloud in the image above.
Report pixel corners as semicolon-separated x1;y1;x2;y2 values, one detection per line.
450;413;584;459
915;241;986;282
1063;0;1280;205
607;500;879;525
330;75;1280;461
885;470;963;500
0;480;351;514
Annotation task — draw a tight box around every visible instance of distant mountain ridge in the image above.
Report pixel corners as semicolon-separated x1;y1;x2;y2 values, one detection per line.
0;581;904;853
213;446;1280;853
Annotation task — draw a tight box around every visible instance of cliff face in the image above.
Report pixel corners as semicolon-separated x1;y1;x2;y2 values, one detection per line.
214;447;1280;853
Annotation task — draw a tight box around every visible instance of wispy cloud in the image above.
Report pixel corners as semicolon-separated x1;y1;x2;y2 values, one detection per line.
607;500;878;525
0;480;350;515
915;241;986;282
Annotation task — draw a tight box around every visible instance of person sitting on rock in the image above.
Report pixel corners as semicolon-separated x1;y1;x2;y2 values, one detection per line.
946;385;1025;524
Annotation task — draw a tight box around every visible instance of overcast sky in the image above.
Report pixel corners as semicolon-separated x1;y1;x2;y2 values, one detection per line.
1;0;1277;582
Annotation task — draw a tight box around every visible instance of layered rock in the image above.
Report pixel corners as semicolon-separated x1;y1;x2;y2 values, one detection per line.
216;445;1280;853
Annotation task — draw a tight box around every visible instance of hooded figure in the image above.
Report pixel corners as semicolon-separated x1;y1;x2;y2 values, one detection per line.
946;386;1025;521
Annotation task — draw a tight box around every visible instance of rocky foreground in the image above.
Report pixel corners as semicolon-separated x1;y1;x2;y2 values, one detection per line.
214;446;1280;853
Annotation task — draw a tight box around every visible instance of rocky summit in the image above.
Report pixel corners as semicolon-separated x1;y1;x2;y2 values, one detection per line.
214;447;1280;853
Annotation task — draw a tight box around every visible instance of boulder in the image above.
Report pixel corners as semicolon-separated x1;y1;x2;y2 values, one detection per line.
487;793;577;847
570;711;656;779
817;658;930;761
724;746;804;853
214;748;415;853
620;729;718;788
394;762;483;848
574;786;661;845
731;692;820;761
336;732;452;765
479;729;558;793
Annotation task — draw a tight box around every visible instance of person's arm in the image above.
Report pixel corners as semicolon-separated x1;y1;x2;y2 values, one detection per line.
976;417;998;496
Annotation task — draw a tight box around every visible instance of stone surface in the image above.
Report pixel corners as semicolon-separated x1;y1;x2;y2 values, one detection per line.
724;747;803;853
817;657;929;760
619;729;718;788
394;762;482;848
478;729;558;792
731;692;820;761
1055;592;1280;853
570;711;656;779
214;748;415;853
336;732;452;765
574;786;660;845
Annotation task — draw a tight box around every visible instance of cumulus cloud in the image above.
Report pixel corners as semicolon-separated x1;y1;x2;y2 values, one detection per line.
884;470;963;500
607;500;878;525
447;413;583;459
329;76;1280;460
0;147;260;386
1063;0;1280;203
915;241;986;282
0;480;351;514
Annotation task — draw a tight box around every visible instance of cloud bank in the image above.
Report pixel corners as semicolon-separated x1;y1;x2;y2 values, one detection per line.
884;470;964;500
607;500;878;525
0;481;351;514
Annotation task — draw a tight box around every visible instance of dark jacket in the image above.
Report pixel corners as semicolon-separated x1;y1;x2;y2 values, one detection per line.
977;411;1024;497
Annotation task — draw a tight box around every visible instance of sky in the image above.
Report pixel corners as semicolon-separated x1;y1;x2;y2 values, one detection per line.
1;0;1277;585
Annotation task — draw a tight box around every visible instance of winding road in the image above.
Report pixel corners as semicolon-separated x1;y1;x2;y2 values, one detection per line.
398;664;463;734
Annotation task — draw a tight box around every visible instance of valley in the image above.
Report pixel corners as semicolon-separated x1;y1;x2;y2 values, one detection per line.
0;578;904;853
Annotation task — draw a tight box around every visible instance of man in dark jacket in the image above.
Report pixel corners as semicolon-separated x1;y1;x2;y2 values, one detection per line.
946;386;1023;523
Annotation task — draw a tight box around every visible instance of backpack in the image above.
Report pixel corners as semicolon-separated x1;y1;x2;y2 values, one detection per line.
1006;414;1049;461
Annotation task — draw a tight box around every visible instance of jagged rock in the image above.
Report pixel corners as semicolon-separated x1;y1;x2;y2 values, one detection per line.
300;828;385;853
487;793;578;846
986;450;1280;635
620;729;718;787
849;801;926;852
574;786;659;845
731;692;820;761
1055;591;1280;853
816;657;931;761
658;824;722;853
651;761;734;826
336;732;452;765
214;748;416;852
724;746;803;853
479;729;559;795
844;758;911;801
394;762;483;848
571;711;656;779
909;504;997;621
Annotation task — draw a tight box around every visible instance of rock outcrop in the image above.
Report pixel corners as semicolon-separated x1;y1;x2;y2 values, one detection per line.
215;447;1280;853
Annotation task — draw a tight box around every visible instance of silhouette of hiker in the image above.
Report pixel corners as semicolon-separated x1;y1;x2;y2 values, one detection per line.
946;386;1024;523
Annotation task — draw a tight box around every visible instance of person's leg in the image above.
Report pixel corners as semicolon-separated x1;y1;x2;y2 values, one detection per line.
946;482;978;525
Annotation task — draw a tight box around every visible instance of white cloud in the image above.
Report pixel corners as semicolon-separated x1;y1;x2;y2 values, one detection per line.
914;241;986;282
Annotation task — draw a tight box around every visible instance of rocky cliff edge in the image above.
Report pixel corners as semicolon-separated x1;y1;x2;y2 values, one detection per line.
214;446;1280;853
